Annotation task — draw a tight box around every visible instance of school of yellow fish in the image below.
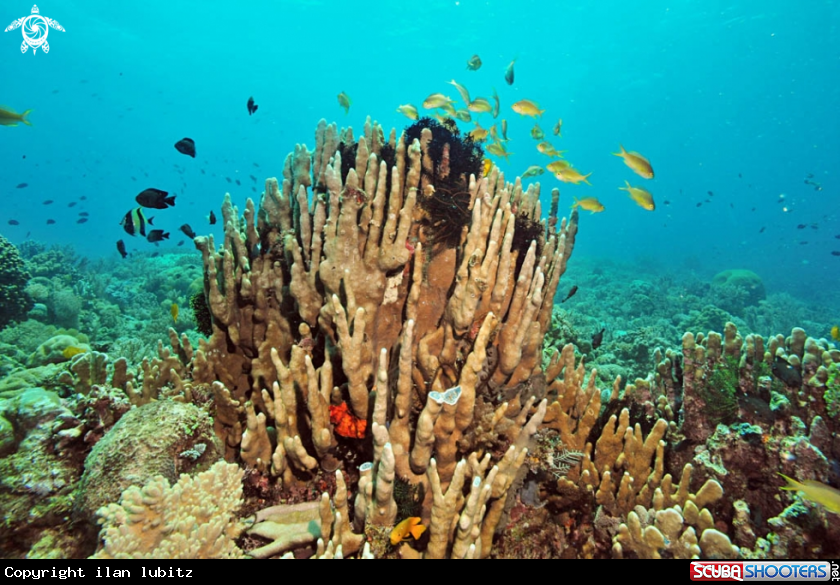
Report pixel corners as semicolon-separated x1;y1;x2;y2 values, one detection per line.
383;54;660;216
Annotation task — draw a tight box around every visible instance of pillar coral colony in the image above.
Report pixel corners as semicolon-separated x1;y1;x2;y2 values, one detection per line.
4;568;194;579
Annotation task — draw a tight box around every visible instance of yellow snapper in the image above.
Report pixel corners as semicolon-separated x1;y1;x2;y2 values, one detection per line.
447;79;471;106
396;104;419;120
613;144;654;179
554;167;592;185
546;160;572;175
468;97;493;113
469;123;489;142
620;180;655;210
522;165;545;178
553;118;563;137
423;93;454;109
572;197;605;213
439;101;457;117
531;123;545;140
390;517;426;545
466;54;482;71
779;473;840;514
455;109;472;122
486;142;513;162
511;99;545;118
537;142;565;158
337;92;351;114
0;106;33;127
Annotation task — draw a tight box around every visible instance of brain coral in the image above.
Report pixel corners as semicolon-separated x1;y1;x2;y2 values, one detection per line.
0;234;33;331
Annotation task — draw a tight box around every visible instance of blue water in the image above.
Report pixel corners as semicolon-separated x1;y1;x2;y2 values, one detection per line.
2;0;838;302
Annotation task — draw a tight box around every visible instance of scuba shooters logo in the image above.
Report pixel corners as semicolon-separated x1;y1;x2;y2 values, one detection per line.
690;561;836;582
4;5;64;54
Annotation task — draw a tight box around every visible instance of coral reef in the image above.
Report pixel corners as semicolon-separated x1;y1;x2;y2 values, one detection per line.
0;234;33;332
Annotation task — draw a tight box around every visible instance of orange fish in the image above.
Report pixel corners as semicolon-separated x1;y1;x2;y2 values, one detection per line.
390;517;426;545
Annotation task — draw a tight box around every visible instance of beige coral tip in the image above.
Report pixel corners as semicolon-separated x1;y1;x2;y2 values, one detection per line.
699;529;739;559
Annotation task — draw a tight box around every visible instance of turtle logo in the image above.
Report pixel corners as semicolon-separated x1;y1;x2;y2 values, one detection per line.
4;5;64;55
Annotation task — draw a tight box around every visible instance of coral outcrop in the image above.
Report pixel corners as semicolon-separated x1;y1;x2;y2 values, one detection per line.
0;234;33;332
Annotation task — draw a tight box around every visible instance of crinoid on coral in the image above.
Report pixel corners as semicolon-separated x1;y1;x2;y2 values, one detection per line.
406;117;484;249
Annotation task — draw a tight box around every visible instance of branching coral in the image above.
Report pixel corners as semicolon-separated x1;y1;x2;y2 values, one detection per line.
0;234;33;331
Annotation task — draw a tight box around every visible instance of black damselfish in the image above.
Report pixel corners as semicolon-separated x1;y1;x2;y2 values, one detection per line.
146;229;170;243
136;188;175;209
116;239;128;258
179;223;196;239
174;137;196;158
247;96;259;115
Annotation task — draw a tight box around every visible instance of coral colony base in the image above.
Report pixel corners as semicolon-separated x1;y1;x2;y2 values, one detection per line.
0;117;838;559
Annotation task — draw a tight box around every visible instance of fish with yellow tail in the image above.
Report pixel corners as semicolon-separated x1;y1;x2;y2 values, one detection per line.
390;517;426;545
468;97;493;114
537;142;565;158
572;197;604;214
466;54;482;71
447;79;471;106
613;144;654;179
553;118;563;137
830;325;839;341
171;303;179;323
553;166;592;185
486;141;513;163
0;106;33;127
396;104;419;120
778;473;840;514
521;165;544;179
337;92;351;114
620;180;655;211
511;99;545;118
423;93;454;109
469;122;489;142
530;123;545;140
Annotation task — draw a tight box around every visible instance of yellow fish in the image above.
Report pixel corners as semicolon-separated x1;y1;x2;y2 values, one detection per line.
489;123;501;143
832;325;840;341
779;473;840;514
62;346;87;359
337;92;351;114
501;119;509;141
546;160;572;175
483;158;494;177
620;180;655;211
396;104;419;120
553;118;563;137
469;123;489;142
433;113;450;124
171;303;179;323
491;87;500;119
439;102;457;117
423;93;454;109
511;99;545;118
455;109;472;122
530;123;545;140
613;144;654;179
390;517;426;545
572;197;605;213
522;165;545;178
0;106;33;127
447;79;471;106
537;142;565;158
554;167;592;185
466;54;482;71
486;142;513;162
468;97;493;113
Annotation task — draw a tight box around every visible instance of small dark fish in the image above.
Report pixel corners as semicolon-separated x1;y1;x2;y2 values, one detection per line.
131;176;137;181
591;328;606;350
7;219;19;225
179;223;196;239
696;202;702;207
22;155;25;159
247;96;259;115
46;219;55;225
208;210;217;225
751;207;756;212
729;203;734;209
249;174;257;182
200;169;206;175
738;173;742;178
810;224;818;230
772;355;802;388
151;252;159;258
253;162;260;168
226;177;232;183
136;187;176;209
80;196;87;200
16;183;28;189
832;251;840;257
251;186;256;193
43;199;53;205
504;59;515;85
77;218;88;224
799;241;808;245
835;235;840;239
707;191;714;196
560;285;578;303
705;199;711;203
235;179;241;186
177;240;184;246
146;229;170;243
796;224;806;229
759;227;766;233
68;201;77;207
663;200;670;205
79;211;89;217
174;137;196;158
116;240;128;258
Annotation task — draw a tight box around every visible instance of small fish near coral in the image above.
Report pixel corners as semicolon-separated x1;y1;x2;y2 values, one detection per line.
116;239;128;258
771;355;802;388
207;210;217;225
390;517;426;546
135;188;175;209
120;207;153;237
146;229;169;244
62;346;87;360
170;303;179;323
337;91;351;114
561;285;578;303
831;325;840;341
179;223;196;239
591;327;606;350
778;473;840;514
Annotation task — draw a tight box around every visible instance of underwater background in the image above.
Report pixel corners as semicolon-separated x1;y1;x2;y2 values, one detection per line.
0;0;839;560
